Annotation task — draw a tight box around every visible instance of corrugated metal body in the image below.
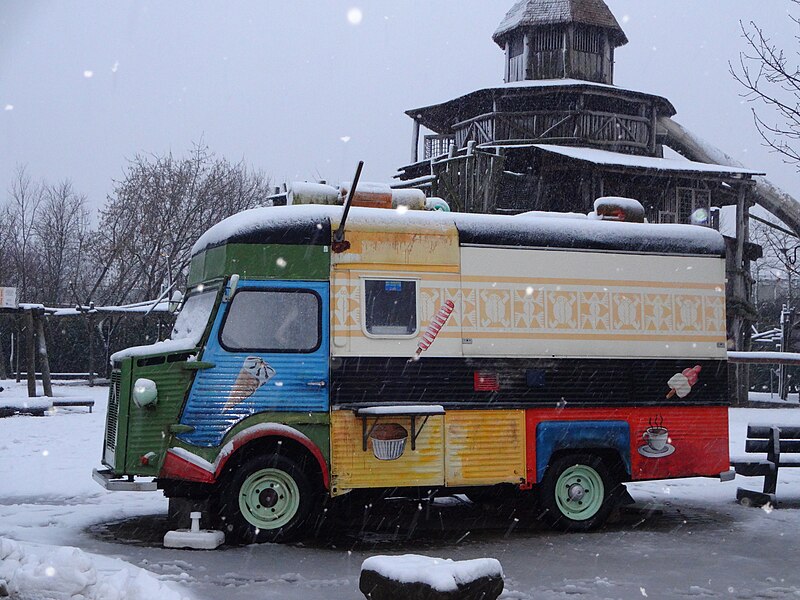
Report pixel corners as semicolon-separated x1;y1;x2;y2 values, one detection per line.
524;406;730;483
330;410;444;495
123;361;195;475
182;352;330;446
445;410;526;486
180;281;330;448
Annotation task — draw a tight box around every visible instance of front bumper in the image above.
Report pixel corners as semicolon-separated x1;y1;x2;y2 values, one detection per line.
92;468;158;492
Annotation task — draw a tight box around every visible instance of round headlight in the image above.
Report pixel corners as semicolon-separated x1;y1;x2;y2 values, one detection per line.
132;378;158;408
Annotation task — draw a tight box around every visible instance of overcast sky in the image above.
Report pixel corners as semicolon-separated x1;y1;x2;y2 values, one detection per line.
1;1;797;214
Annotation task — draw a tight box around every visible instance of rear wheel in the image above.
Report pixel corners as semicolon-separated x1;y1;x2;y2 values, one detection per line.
539;453;617;532
217;454;317;544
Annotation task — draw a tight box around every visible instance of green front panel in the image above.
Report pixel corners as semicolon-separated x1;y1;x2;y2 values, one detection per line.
122;356;197;476
188;244;330;286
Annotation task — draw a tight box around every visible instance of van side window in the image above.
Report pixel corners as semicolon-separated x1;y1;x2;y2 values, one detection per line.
364;279;417;336
220;289;320;352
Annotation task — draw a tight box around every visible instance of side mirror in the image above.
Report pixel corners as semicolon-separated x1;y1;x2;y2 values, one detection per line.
224;274;240;302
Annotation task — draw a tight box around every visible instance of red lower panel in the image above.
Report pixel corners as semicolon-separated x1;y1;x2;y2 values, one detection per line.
525;406;729;483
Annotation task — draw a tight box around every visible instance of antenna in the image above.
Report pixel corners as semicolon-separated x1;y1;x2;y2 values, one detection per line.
332;160;364;253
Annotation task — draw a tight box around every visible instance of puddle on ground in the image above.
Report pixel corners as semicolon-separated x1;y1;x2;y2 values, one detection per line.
87;493;736;552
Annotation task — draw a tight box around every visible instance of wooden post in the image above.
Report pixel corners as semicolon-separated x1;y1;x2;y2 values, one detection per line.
34;311;53;398
87;314;95;387
650;107;658;156
14;315;21;383
411;120;420;164
564;26;573;78
523;33;530;80
23;309;36;398
733;184;751;405
0;319;8;380
504;41;510;83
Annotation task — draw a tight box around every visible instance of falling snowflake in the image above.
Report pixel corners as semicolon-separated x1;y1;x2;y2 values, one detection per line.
347;7;363;25
4;104;13;111
83;70;94;78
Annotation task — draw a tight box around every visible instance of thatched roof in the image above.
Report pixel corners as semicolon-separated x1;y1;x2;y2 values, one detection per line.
493;0;628;47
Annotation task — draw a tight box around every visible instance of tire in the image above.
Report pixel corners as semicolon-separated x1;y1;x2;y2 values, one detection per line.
539;453;618;532
216;454;318;544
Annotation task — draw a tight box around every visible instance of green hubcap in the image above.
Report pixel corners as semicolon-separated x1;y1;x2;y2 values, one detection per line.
239;468;300;530
554;464;605;521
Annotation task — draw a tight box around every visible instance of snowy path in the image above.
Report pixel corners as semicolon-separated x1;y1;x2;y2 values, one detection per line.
2;381;800;599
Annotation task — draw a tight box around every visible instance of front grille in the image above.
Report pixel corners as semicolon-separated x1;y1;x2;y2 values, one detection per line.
105;371;121;451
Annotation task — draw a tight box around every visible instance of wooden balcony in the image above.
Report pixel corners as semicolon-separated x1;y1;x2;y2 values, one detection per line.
449;110;652;153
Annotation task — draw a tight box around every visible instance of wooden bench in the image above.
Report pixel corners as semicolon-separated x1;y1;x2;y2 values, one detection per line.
52;399;95;413
732;425;800;507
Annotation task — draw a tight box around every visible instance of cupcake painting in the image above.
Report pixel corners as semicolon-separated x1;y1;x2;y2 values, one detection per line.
369;423;409;461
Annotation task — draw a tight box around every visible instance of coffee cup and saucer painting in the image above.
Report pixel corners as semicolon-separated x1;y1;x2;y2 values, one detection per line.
638;425;676;458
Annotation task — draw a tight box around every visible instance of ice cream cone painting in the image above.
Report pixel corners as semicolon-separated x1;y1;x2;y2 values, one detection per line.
666;365;701;399
411;299;455;361
224;356;275;410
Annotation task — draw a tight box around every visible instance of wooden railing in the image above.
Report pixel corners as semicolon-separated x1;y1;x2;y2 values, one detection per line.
424;134;455;160
451;110;651;152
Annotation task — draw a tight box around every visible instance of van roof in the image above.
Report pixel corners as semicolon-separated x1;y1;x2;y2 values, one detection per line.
191;205;726;258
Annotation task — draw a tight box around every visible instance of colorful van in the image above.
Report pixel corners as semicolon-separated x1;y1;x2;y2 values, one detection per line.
94;204;731;543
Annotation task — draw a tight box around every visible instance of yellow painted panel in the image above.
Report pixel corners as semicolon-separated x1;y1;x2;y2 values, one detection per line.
330;410;444;495
445;410;526;486
332;229;460;269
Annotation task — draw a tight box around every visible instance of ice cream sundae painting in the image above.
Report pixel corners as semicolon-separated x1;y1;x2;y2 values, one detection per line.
638;415;675;458
224;356;276;410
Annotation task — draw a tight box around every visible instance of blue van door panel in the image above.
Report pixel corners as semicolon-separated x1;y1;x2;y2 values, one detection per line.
179;281;329;447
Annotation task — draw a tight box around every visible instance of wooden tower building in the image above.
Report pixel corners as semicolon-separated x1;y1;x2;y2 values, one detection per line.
394;0;765;403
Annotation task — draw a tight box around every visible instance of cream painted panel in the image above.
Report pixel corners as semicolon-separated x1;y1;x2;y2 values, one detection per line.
459;247;726;359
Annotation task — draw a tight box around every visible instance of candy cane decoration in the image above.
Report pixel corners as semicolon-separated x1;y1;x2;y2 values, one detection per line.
411;300;455;361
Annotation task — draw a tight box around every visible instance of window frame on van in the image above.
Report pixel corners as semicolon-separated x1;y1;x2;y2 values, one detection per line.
360;276;420;340
218;287;323;354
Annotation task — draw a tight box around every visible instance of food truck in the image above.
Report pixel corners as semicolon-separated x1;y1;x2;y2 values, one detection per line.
94;198;730;543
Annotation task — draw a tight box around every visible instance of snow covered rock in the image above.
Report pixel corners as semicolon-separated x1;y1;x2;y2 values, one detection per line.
359;554;503;600
0;537;189;600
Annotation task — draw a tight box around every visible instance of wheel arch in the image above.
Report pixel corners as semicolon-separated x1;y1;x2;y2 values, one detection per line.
214;424;330;491
535;420;631;483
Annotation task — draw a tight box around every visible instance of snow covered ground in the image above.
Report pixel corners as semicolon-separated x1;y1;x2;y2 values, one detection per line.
2;379;800;599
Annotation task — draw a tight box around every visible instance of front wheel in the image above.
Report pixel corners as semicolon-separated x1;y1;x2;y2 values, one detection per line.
539;453;617;532
217;454;318;544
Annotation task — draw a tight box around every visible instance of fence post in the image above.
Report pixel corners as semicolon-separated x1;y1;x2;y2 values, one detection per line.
23;309;36;398
34;310;53;397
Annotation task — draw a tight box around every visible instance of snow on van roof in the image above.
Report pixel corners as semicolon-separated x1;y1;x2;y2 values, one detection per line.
191;205;726;257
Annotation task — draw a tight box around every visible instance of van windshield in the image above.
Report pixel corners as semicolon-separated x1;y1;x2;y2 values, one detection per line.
170;286;218;344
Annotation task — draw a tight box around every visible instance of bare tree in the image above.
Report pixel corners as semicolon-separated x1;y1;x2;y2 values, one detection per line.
34;180;91;305
92;143;271;304
4;166;43;301
731;2;800;169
